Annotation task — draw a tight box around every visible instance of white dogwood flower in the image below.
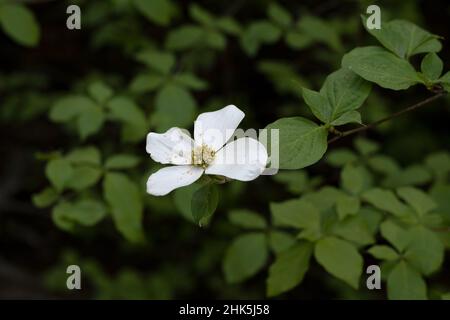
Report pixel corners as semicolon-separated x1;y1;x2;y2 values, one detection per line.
146;105;268;196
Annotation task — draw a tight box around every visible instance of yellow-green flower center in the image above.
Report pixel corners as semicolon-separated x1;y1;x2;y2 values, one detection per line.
192;145;215;168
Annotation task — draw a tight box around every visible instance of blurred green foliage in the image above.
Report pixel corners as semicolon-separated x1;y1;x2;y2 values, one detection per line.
1;0;450;300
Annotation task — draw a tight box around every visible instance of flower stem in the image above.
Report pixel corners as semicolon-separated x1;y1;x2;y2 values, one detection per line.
328;91;447;144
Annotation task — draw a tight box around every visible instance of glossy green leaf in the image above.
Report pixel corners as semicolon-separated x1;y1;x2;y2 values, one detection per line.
366;18;441;59
191;184;219;226
265;117;328;169
320;68;371;123
421;53;443;80
342;46;423;90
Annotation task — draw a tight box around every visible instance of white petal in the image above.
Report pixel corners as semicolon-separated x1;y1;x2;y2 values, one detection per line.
146;128;194;165
194;105;245;151
147;166;204;196
205;137;268;181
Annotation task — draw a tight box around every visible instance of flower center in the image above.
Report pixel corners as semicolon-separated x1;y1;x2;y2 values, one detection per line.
192;145;215;168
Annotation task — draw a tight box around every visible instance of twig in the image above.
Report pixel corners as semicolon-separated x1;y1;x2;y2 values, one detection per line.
328;91;447;144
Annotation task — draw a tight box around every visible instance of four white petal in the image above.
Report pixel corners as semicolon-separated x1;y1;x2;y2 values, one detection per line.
146;105;268;196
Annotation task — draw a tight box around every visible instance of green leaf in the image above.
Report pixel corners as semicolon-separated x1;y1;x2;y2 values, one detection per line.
228;209;267;230
165;25;203;51
285;31;313;49
332;215;374;246
106;97;148;142
240;21;281;56
267;3;292;28
133;0;175;26
268;231;296;254
77;105;105;139
72;200;107;226
50;96;97;122
365;18;441;59
368;155;400;175
297;16;342;51
425;152;450;180
173;182;202;223
362;188;410;217
189;4;213;26
223;233;268;283
103;173;144;243
330;111;361;126
341;164;371;195
32;187;58;208
380;220;411;252
367;245;399;261
301;87;331;123
46;158;73;191
130;73;164;93
314;236;363;289
272;171;310;194
204;30;226;50
105;154;140;169
383;165;432;188
396;187;436;217
173;73;207;90
52;200;107;228
387;261;427;300
342;46;423;90
66;166;102;191
440;71;450;91
88;81;113;104
326;149;357;167
320;68;371;123
216;17;241;35
421;53;443;80
270;199;321;231
66;146;101;165
404;226;444;276
0;4;40;47
336;194;360;220
265;117;328;169
136;50;175;74
354;137;379;156
153;84;197;132
191;184;219;226
267;242;313;297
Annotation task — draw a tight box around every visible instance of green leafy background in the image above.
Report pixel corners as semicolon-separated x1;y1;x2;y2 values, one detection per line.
1;0;450;300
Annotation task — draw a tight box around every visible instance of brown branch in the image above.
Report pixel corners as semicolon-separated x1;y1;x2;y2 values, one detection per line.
328;91;447;144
